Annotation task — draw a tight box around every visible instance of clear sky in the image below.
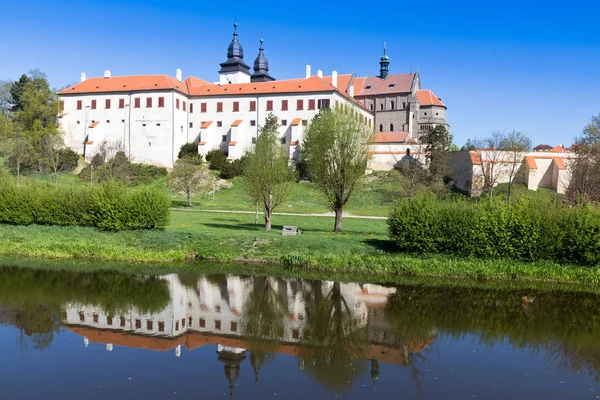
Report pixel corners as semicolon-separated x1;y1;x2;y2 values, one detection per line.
1;0;599;146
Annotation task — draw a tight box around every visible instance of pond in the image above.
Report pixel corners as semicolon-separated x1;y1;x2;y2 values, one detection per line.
0;265;599;399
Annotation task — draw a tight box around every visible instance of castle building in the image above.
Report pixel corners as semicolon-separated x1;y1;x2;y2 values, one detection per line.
57;24;447;170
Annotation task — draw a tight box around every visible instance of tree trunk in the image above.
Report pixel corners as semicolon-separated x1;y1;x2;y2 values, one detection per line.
334;207;343;232
54;173;58;189
187;190;193;207
265;208;272;231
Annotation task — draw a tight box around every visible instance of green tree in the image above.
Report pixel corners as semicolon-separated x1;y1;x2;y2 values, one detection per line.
205;149;228;171
169;157;212;207
177;142;203;164
423;125;453;193
500;130;531;203
243;113;295;231
8;74;31;112
567;114;600;204
302;107;372;232
39;135;79;187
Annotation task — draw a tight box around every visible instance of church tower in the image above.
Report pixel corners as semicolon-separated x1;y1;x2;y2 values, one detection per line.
219;23;252;85
251;38;275;82
379;43;390;79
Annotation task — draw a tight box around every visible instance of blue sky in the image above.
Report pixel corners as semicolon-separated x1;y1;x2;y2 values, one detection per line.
1;0;599;146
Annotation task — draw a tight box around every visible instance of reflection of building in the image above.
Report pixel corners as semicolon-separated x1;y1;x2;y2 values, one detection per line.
64;274;435;391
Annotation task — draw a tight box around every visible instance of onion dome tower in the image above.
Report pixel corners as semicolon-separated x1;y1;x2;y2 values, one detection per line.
251;38;275;82
379;42;390;79
219;23;251;84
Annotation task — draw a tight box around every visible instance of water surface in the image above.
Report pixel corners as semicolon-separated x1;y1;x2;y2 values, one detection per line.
0;266;599;399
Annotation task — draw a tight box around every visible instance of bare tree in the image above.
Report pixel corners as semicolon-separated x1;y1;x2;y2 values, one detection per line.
472;132;508;197
94;140;126;163
500;130;531;202
567;114;600;204
169;158;211;207
394;142;428;203
40;135;78;188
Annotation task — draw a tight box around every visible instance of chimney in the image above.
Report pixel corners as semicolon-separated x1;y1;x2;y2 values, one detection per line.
317;69;323;78
349;85;355;98
80;72;87;82
332;71;338;88
104;70;111;78
305;65;311;78
176;68;183;82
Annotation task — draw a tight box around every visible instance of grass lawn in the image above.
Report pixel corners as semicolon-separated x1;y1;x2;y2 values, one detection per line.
0;209;598;286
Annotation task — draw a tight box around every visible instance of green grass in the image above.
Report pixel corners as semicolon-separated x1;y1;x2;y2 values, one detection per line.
0;209;598;286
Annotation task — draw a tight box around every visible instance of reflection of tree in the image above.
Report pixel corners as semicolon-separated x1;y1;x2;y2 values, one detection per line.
0;304;61;351
250;350;275;385
240;276;288;352
299;281;369;393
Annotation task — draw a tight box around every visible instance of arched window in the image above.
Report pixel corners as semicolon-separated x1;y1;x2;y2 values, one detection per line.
391;101;395;110
403;102;406;109
380;104;384;111
390;124;394;131
379;124;383;132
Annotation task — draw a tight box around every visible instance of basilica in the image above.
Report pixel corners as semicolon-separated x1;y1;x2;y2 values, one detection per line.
58;24;448;169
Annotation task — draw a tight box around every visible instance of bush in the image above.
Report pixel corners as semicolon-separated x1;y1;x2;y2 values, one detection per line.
57;147;80;173
79;151;167;186
205;149;227;171
0;177;170;231
178;142;199;159
220;154;249;179
388;195;600;266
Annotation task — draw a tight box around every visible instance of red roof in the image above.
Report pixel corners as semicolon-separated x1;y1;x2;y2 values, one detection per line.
58;75;192;96
200;121;213;129
372;132;409;143
290;118;302;126
554;157;566;170
187;75;337;96
89;121;99;128
525;156;537;169
469;151;482;165
416;90;445;107
355;73;416;96
550;145;568;153
231;120;243;127
534;144;553;151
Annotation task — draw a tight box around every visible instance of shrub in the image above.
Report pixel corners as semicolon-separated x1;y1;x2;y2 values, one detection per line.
0;178;170;231
205;149;227;171
178;142;199;159
220;154;249;179
56;147;80;173
79;152;167;186
388;196;600;266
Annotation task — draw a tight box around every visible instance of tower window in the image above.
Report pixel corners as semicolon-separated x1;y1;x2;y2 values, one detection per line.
380;104;384;111
390;124;394;131
379;124;383;132
391;101;395;110
370;104;374;111
403;102;406;109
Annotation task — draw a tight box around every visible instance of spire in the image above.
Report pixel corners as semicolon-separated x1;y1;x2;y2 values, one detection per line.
379;42;390;79
251;37;275;82
219;22;251;75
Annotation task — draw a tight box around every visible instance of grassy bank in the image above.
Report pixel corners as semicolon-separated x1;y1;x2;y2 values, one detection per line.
0;210;598;285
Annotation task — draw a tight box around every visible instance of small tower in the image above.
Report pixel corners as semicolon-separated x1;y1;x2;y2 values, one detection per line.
219;23;252;85
251;38;275;83
379;42;390;79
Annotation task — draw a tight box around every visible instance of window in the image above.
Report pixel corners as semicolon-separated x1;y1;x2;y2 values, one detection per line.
390;124;394;131
199;318;206;328
91;100;96;110
120;316;126;327
230;322;238;332
379;124;383;132
388;83;396;88
135;319;141;329
302;120;308;126
189;122;193;128
222;135;227;142
158;97;165;107
292;329;300;339
134;98;140;108
76;121;80;125
380;103;383;111
250;120;256;126
158;322;165;332
281;119;287;126
308;99;315;110
106;120;110;124
142;123;146;127
424;112;428;116
233;101;239;112
370;104;374;111
183;101;186;111
436;112;439;116
181;126;183;133
391;101;395;110
119;98;125;108
121;119;125;123
281;100;288;111
107;316;113;325
266;100;273;111
175;321;179;331
188;317;192;326
281;137;286;144
217;121;223;127
156;123;160;126
189;103;193;113
250;101;256;111
215;320;221;330
105;99;111;109
182;318;186;328
215;305;221;313
318;99;330;109
147;320;153;330
79;312;85;322
77;100;82;110
60;100;64;111
146;97;152;108
217;102;223;112
252;137;257;144
365;85;372;90
201;102;207;112
402;102;406;109
297;99;304;110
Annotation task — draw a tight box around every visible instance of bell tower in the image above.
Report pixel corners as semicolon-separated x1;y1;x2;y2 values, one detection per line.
379;42;390;79
219;23;252;84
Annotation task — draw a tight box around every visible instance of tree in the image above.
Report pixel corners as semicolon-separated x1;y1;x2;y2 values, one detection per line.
4;124;31;185
9;74;31;112
169;157;212;207
500;130;531;202
178;142;203;164
394;146;428;203
423;125;453;195
472;132;508;197
0;80;12;117
205;149;228;171
243;113;295;231
40;135;79;187
567;114;600;204
302;107;372;231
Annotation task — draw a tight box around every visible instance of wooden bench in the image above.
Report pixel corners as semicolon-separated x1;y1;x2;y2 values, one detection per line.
282;226;302;236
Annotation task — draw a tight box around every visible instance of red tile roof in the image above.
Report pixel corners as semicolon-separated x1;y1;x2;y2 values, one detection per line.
550;145;568;153
187;75;337;97
291;118;302;126
323;74;354;93
525;156;537;169
554;157;566;170
372;132;409;143
231;120;243;127
416;90;445;107
228;141;237;146
469;151;482;165
89;121;99;128
200;121;213;129
355;73;416;96
58;75;191;95
534;144;553;151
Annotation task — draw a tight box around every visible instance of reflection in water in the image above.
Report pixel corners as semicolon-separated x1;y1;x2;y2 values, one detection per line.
1;267;600;397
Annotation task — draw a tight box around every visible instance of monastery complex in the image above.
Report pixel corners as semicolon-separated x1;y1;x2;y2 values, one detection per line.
57;23;449;169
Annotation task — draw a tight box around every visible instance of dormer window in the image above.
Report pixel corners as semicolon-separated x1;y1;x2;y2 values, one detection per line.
365;85;372;90
388;83;395;88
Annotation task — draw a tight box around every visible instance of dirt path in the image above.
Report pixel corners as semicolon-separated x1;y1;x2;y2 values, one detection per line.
170;208;388;220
